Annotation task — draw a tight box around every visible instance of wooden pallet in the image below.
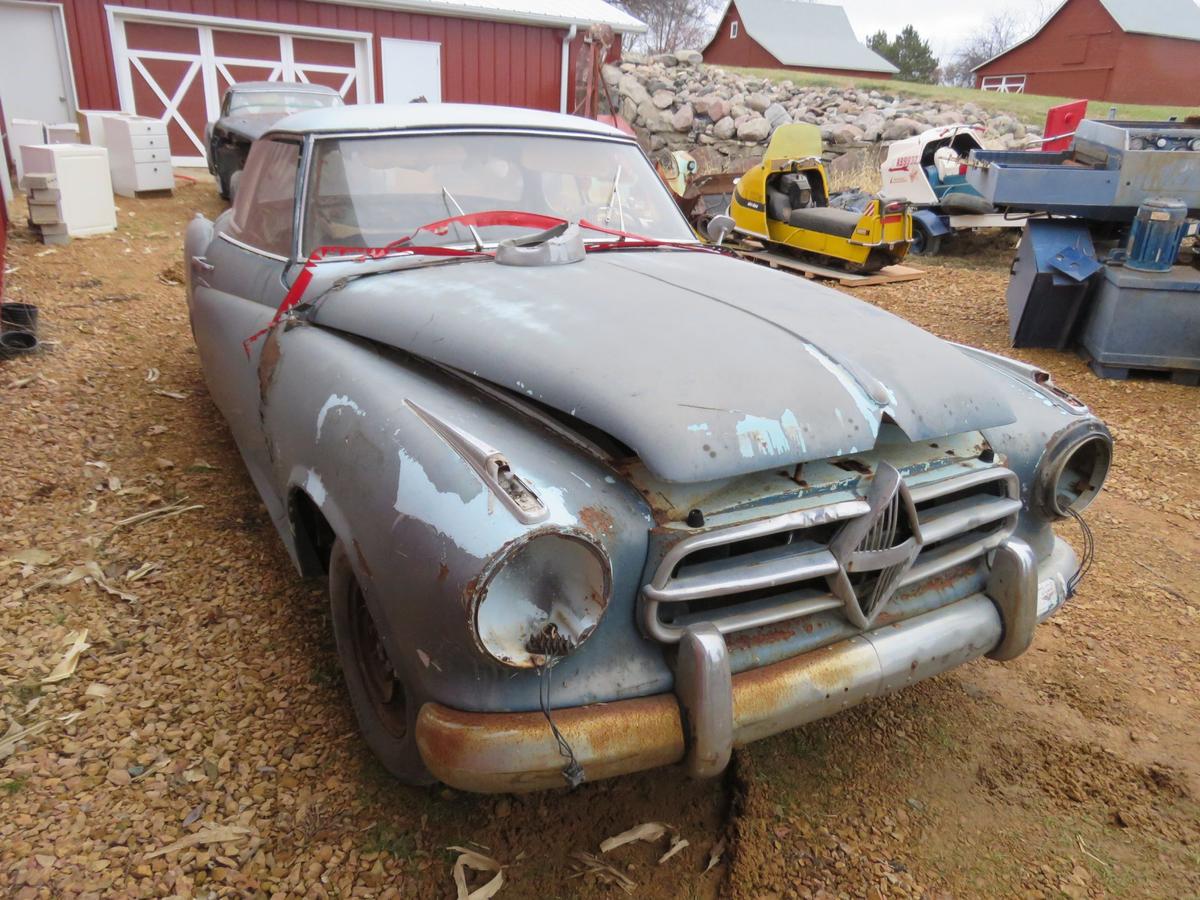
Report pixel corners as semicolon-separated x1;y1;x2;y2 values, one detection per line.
1086;360;1200;386
730;247;924;287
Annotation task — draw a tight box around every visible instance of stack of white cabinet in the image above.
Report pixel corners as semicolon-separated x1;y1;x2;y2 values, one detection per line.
102;114;173;197
18;144;117;243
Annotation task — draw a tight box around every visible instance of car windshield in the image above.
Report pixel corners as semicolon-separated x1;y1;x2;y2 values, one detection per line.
229;90;341;115
301;132;696;255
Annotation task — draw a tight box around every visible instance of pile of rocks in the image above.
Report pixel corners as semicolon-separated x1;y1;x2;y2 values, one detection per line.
605;51;1042;168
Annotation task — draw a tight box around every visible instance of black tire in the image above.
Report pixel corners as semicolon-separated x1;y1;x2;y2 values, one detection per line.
328;539;433;784
910;220;942;256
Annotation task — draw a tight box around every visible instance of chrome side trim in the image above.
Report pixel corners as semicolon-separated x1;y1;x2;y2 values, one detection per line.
404;400;549;525
218;232;290;263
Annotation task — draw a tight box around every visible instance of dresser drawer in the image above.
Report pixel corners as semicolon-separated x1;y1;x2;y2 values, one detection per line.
128;132;169;150
133;162;174;189
132;146;170;164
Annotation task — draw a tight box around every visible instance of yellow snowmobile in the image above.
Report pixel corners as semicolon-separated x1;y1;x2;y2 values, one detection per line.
730;124;912;272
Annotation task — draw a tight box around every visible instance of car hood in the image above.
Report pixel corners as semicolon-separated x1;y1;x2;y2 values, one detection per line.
310;249;1016;483
218;113;284;141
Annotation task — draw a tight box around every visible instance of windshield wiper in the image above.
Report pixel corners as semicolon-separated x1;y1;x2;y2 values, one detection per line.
441;187;484;252
602;165;626;232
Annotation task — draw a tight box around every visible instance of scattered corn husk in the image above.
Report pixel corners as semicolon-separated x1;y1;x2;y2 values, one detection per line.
703;836;726;873
146;824;254;859
85;683;114;699
0;719;52;760
153;389;188;400
112;499;203;531
569;851;636;894
600;820;689;866
447;846;504;900
124;562;160;582
42;630;91;684
57;563;138;602
145;368;160;382
2;548;58;569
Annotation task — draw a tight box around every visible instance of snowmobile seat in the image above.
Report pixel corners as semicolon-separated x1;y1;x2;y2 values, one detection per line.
785;207;861;238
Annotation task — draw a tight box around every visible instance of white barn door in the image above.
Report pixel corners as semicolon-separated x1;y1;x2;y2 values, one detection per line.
381;38;442;104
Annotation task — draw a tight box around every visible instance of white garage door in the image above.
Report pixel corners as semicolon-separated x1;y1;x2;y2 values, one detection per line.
108;8;374;165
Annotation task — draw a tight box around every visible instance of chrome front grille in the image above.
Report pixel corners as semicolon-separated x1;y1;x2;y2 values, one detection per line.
640;464;1021;643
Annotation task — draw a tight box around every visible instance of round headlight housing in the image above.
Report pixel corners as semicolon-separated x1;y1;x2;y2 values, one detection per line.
1033;421;1113;519
473;531;612;669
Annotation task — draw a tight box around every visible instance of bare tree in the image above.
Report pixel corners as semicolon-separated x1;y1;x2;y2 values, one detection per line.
942;3;1055;87
610;0;722;54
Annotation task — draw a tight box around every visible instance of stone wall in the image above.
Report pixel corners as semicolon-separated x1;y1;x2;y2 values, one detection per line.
606;51;1043;172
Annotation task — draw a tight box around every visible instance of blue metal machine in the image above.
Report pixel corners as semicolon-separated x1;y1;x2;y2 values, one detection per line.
968;120;1200;383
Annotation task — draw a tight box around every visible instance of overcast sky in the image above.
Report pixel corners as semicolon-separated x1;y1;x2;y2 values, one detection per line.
834;0;1052;59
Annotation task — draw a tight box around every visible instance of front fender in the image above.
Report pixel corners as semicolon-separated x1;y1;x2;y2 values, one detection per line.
261;323;672;712
912;208;951;237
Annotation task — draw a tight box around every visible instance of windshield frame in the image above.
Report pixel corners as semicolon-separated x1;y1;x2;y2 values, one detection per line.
228;89;340;115
289;127;700;263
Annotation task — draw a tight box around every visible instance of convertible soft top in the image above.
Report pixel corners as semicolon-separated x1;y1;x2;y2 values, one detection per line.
269;102;635;139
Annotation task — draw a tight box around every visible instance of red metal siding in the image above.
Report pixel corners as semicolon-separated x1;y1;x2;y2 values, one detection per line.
702;1;893;80
60;0;576;117
974;0;1200;105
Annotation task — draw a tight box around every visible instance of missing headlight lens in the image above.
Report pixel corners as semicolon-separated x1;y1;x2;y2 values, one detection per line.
473;532;611;668
1035;422;1113;518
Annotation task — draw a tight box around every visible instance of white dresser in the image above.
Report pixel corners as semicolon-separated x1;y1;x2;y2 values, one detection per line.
102;114;174;197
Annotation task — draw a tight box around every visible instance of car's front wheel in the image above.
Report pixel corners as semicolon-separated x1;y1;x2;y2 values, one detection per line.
328;539;433;784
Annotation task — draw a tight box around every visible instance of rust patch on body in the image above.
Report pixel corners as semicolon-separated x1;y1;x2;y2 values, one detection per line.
726;625;796;652
578;505;615;537
256;327;283;406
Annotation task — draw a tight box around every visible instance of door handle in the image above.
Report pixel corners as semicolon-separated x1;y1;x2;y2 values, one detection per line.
191;256;215;273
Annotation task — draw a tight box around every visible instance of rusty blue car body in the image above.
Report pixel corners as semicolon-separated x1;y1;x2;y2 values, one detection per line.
184;104;1112;792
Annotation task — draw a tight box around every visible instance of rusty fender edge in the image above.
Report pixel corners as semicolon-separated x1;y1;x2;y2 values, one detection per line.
416;592;1006;793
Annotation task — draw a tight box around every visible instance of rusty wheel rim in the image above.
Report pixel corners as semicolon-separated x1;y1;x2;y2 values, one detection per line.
348;578;408;740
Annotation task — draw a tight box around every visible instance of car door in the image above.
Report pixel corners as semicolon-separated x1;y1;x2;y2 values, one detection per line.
189;137;303;513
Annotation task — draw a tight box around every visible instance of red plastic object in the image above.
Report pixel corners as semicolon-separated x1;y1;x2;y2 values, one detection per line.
1042;100;1088;152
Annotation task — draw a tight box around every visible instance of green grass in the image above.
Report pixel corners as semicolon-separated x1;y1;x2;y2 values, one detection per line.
2;777;28;795
723;66;1195;126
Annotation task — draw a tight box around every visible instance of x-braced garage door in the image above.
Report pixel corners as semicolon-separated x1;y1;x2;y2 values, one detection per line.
107;8;374;166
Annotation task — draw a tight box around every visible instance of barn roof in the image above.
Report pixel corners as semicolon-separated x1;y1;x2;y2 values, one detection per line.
973;0;1200;71
322;0;646;32
706;0;899;75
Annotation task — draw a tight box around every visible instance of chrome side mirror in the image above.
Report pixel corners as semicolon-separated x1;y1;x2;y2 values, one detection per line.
706;214;734;246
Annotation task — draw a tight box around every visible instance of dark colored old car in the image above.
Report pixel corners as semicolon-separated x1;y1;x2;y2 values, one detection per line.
204;81;342;199
184;104;1112;793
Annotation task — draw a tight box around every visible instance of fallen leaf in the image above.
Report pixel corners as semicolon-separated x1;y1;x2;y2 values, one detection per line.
0;719;52;760
448;846;504;900
42;630;91;684
2;548;57;569
85;683;114;699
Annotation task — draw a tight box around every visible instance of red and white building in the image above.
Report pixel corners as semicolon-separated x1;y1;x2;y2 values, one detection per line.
973;0;1200;105
0;0;644;168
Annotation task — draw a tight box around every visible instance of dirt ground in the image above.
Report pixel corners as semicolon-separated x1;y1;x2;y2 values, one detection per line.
1;181;1197;899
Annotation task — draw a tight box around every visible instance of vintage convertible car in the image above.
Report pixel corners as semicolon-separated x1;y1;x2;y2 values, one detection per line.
204;81;342;199
184;104;1112;792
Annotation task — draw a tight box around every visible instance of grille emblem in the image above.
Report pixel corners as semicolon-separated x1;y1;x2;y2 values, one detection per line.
827;462;923;629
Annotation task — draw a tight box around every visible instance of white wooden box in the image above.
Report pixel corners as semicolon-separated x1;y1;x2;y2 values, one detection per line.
19;144;117;237
103;115;174;196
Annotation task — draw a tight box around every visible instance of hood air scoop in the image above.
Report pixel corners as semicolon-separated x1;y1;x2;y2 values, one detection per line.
495;223;586;267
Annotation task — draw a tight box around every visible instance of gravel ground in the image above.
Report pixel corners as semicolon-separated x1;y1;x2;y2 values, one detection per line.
1;183;1197;899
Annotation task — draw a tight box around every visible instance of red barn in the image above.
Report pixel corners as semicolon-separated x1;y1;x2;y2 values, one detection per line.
702;0;898;80
973;0;1200;105
0;0;644;167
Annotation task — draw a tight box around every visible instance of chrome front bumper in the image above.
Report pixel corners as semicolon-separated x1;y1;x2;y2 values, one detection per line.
415;537;1075;793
